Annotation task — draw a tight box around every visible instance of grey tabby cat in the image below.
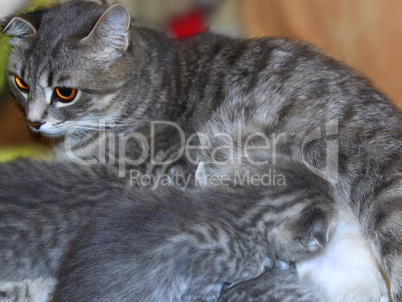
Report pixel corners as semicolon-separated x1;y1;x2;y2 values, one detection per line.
0;158;331;302
3;0;402;301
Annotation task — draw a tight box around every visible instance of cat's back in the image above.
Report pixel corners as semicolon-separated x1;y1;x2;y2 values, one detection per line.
178;32;400;113
177;33;346;85
181;33;401;158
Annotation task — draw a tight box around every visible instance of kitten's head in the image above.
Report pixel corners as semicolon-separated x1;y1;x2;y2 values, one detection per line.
3;0;132;137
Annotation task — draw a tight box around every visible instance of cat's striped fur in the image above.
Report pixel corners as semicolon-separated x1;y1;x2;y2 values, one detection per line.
0;158;333;301
218;267;324;302
3;0;402;300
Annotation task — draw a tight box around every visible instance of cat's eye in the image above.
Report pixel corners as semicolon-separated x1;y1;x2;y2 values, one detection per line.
55;87;77;102
15;76;29;91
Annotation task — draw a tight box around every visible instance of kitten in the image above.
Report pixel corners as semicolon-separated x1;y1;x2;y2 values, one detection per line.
53;158;334;302
0;158;333;302
3;0;401;300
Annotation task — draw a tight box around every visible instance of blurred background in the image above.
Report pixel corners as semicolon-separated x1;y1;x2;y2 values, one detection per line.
0;0;401;158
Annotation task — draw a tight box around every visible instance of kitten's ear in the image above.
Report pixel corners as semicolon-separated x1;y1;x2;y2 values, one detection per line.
81;4;131;58
2;17;36;38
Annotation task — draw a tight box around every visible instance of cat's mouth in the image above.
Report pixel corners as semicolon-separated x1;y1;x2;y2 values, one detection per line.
30;122;69;138
31;121;99;140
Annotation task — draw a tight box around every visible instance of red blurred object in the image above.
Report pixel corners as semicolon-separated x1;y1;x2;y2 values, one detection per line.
169;8;207;39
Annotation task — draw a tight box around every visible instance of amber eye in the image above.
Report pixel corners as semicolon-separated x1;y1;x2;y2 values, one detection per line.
55;87;77;102
15;76;29;91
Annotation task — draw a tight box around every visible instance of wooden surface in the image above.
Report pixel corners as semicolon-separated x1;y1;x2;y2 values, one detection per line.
0;98;36;146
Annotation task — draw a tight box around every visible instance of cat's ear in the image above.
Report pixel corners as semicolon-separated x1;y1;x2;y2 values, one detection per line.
2;17;36;38
81;3;131;58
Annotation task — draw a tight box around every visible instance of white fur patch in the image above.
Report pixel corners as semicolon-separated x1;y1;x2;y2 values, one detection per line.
297;207;390;302
0;277;56;302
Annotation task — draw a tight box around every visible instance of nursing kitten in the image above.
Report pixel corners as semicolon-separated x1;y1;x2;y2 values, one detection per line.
53;158;334;302
0;158;333;302
3;0;402;300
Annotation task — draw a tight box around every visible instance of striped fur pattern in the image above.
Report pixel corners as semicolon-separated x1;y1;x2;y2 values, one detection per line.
0;161;125;302
0;159;334;301
218;267;325;302
3;0;402;300
54;159;334;302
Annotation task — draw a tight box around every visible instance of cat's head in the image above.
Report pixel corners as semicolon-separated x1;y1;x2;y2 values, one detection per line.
3;0;132;138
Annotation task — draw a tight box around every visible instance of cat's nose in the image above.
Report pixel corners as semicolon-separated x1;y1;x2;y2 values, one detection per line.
27;120;46;130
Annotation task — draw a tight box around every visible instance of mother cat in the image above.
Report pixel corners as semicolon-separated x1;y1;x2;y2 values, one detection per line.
3;0;402;301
